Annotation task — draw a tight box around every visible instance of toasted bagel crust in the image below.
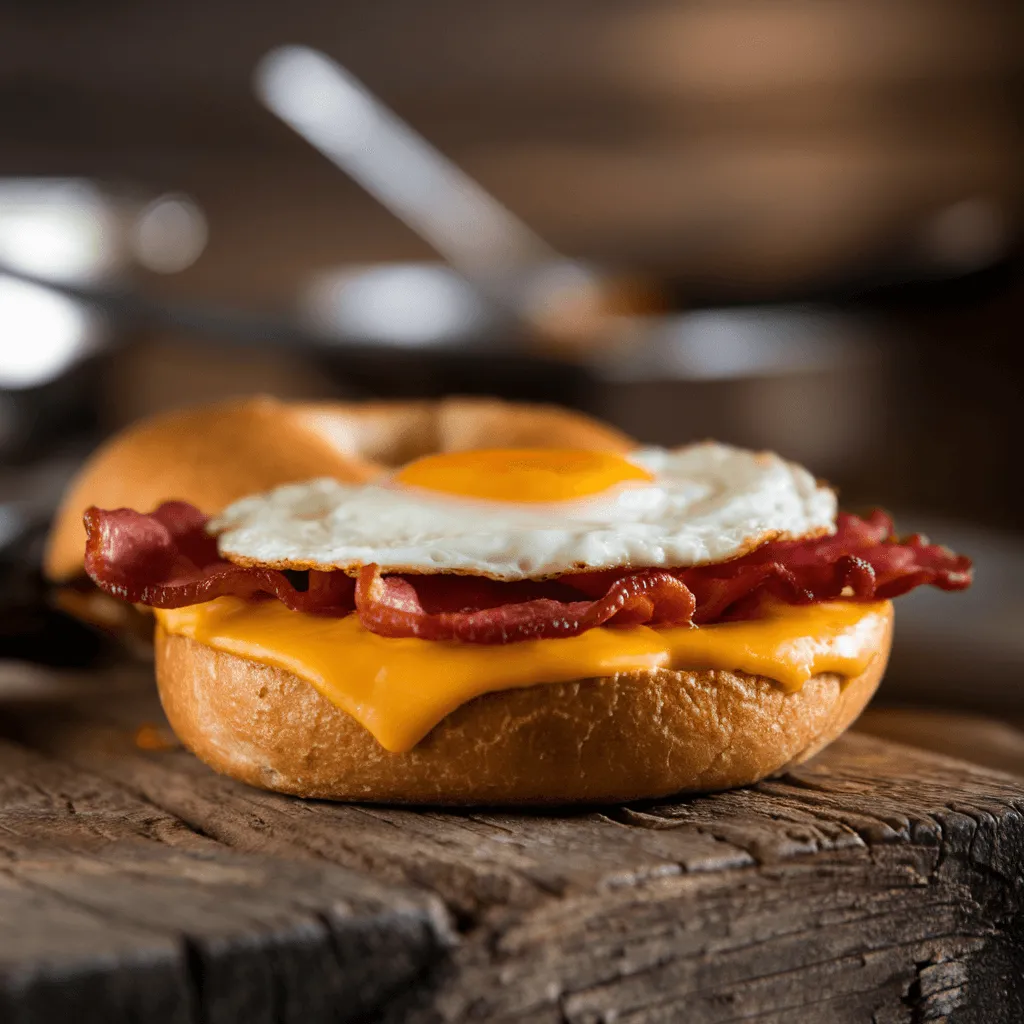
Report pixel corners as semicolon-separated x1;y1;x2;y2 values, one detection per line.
155;604;891;805
45;395;632;583
293;397;633;468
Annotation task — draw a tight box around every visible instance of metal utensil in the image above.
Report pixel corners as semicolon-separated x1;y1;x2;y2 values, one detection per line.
254;45;617;338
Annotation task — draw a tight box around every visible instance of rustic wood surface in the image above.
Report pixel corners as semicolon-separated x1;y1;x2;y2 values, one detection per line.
1;665;1023;1023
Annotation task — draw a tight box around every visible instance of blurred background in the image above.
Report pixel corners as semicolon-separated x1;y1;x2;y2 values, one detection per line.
0;1;1021;711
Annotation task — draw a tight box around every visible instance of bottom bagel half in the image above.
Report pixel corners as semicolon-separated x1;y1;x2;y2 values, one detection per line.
155;610;892;805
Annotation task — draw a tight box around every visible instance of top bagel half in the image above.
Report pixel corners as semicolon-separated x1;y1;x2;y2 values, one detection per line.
44;395;634;583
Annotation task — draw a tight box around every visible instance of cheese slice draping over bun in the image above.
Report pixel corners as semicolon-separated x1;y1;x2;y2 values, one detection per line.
155;603;892;804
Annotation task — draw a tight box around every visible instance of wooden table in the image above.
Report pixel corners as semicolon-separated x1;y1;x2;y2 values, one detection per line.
1;665;1023;1024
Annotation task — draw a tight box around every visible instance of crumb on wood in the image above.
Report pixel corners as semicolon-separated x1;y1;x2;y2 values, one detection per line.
133;722;181;751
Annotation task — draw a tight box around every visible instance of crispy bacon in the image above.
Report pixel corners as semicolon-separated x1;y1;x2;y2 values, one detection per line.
354;564;696;643
561;511;971;624
82;502;971;644
83;503;354;616
679;510;972;622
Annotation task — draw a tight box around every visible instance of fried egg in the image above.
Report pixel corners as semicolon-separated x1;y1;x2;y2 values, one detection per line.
210;444;836;580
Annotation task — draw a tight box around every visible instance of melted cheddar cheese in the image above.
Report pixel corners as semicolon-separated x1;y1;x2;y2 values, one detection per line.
155;599;890;753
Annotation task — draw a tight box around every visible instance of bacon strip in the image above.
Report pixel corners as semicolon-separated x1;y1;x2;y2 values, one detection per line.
680;510;972;622
83;502;971;643
355;565;696;643
83;503;354;616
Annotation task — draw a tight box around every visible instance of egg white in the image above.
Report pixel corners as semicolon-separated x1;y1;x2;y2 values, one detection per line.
209;442;837;580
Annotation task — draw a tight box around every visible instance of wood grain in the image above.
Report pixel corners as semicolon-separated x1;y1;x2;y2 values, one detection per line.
0;727;452;1024
2;667;1024;1022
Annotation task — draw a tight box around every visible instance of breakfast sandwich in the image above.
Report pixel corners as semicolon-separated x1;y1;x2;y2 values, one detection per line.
48;397;971;804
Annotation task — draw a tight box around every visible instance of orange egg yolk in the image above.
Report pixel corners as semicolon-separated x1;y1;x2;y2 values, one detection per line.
394;448;654;503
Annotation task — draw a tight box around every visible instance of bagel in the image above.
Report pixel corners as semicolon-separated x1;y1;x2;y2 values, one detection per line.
47;395;958;806
45;395;633;583
155;610;891;804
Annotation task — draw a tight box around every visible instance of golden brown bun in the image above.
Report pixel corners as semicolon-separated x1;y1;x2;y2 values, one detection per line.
45;395;632;583
45;396;373;582
292;396;634;466
155;604;892;805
